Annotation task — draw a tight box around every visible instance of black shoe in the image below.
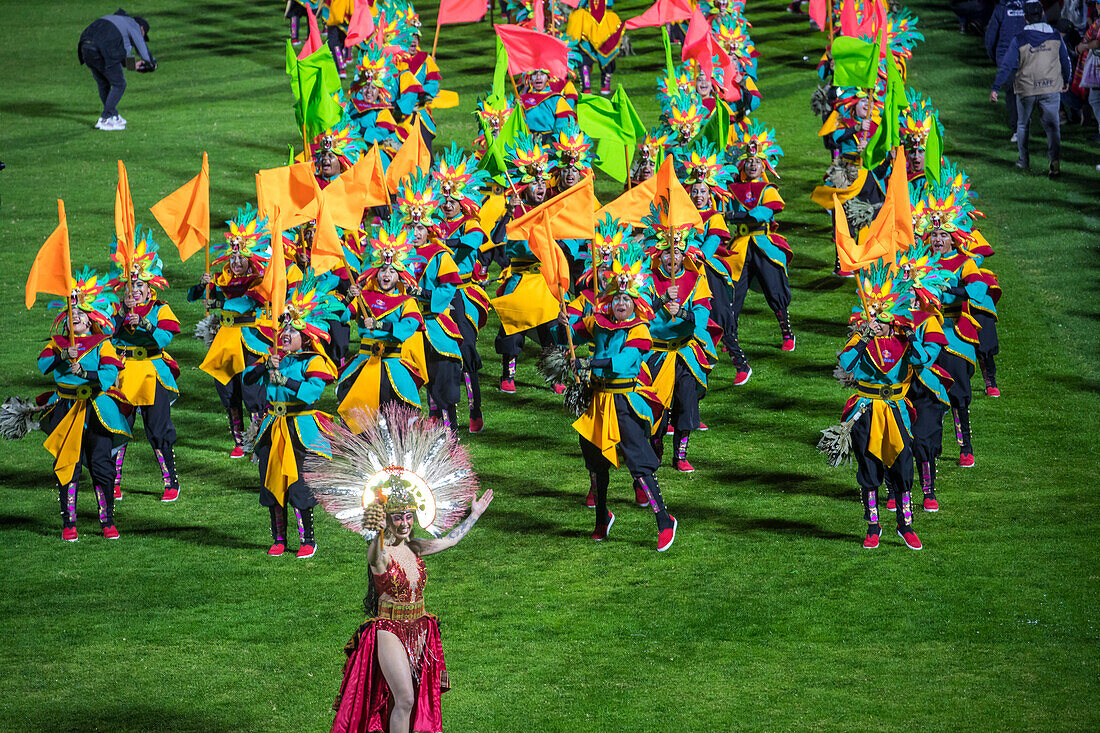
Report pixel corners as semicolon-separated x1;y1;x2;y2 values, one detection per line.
1049;160;1061;178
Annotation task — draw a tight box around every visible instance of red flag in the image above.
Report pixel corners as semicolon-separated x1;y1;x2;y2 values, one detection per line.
681;9;733;90
624;0;693;29
344;2;375;46
26;200;72;309
532;0;546;31
840;0;884;38
298;6;323;58
809;0;826;28
438;0;488;25
494;24;570;79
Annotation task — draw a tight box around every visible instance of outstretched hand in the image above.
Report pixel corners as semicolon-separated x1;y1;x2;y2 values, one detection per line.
472;488;493;517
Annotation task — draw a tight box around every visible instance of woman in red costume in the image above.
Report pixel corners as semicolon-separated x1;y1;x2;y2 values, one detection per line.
308;404;492;733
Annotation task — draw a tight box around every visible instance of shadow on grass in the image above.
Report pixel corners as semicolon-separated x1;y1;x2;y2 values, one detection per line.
20;702;241;733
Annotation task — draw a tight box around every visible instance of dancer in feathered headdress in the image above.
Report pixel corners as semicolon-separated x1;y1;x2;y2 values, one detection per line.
243;274;342;559
106;226;184;503
433;145;493;433
913;183;1001;469
187;203;273;458
312;120;369;187
644;194;721;477
894;237;956;514
554;241;680;551
472;93;516;159
397;172;465;437
819;86;877;160
494;135;561;395
899;89;943;188
519;66;578;141
725;117;795;382
661;87;709;151
822;260;931;551
565;0;624;94
308;403;492;733
348;45;399;152
338;214;426;430
30;267;130;542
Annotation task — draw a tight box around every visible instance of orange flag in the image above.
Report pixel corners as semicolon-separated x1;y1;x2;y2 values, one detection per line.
506;176;597;240
310;179;351;275
150;152;210;262
260;231;288;338
351;144;391;208
26;200;73;309
256;161;318;234
528;211;571;299
833;193;893;272
321;167;370;230
115;160;136;269
597;155;703;230
887;146;914;254
385;116;431;193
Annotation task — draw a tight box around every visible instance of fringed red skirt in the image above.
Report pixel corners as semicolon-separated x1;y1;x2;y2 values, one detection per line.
331;615;447;733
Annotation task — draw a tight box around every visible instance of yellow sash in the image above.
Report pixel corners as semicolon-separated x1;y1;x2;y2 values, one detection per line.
263;417;297;506
572;392;620;466
866;400;908;469
43;401;87;484
491;273;560;335
199;325;245;385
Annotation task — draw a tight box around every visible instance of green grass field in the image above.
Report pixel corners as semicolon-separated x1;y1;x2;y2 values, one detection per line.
1;0;1098;730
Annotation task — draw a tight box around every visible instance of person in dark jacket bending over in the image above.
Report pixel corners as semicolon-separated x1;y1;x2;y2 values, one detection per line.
990;0;1072;177
77;8;157;132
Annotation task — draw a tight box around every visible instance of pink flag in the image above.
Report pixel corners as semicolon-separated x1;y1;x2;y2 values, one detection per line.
344;2;375;46
533;0;545;31
840;0;885;38
439;0;489;24
808;0;826;29
494;24;570;79
624;0;693;29
298;6;323;59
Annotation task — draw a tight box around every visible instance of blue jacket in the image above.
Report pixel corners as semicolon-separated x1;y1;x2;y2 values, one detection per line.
985;0;1027;65
991;24;1072;95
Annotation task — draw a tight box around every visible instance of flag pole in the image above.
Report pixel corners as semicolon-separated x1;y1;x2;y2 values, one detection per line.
558;284;579;382
432;6;442;56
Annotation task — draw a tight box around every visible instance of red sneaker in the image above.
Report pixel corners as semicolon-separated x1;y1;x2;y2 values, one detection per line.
958;453;975;468
923;497;939;512
552;382;566;395
113;485;123;499
835;269;855;278
886;497;896;511
102;525;120;540
499;378;516;394
781;336;796;352
585;487;596;508
733;367;752;386
985;386;1001;397
591;512;615;541
62;527;78;542
898;529;923;550
657;516;678;552
267;542;286;556
296;543;316;559
230;445;246;458
666;424;675;435
674;458;694;473
634;483;650;507
161;487;179;503
862;532;880;549
468;416;484;434
697;422;708;432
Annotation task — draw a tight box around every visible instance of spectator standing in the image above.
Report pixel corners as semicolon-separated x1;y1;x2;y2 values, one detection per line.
77;8;157;131
991;1;1072;177
986;0;1029;140
1076;1;1100;144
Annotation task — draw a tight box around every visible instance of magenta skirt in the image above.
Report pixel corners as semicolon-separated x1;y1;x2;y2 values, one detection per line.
331;615;447;733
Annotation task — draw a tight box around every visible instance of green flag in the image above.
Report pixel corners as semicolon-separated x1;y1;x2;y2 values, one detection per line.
612;85;646;141
285;39;298;83
576;92;634;182
924;118;943;182
863;51;907;168
697;98;731;149
490;37;509;107
292;44;344;140
831;34;879;88
477;106;528;181
661;26;675;78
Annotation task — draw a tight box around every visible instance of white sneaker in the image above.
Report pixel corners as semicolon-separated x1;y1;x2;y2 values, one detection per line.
100;116;125;131
117;114;127;124
1010;133;1018;143
94;117;107;129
